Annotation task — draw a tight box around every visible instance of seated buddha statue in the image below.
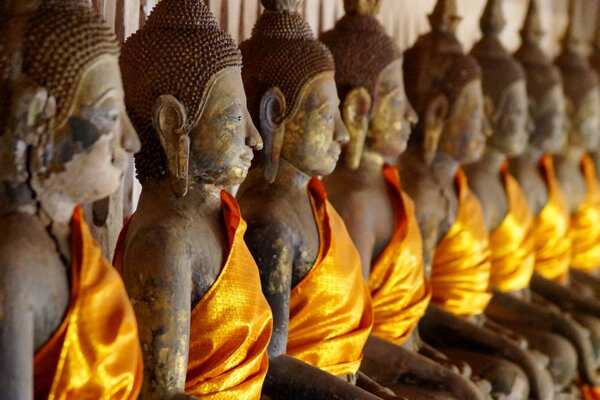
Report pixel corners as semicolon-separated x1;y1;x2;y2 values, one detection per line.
400;0;555;398
320;1;486;399
509;0;600;391
236;1;393;399
465;0;582;395
0;1;143;398
113;2;278;399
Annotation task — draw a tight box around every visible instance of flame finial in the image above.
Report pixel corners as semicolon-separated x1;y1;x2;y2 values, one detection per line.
480;0;506;37
521;0;544;46
428;0;462;34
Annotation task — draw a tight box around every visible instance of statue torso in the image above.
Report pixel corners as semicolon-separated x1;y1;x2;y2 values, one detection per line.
324;165;395;277
554;156;586;213
465;164;507;232
400;151;457;274
124;195;227;307
240;181;320;288
0;212;70;351
509;156;548;216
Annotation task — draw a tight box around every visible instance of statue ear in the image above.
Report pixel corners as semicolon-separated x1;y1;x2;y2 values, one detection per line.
423;94;448;165
152;95;189;197
342;87;372;170
259;87;287;183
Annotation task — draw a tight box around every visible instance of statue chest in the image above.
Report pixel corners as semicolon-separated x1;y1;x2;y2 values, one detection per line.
555;160;586;213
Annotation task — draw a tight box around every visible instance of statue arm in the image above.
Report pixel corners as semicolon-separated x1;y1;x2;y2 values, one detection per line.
122;229;198;400
0;263;34;400
245;222;294;359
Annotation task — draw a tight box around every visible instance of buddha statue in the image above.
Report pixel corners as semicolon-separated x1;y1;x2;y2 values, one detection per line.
400;0;555;398
509;0;600;392
236;0;393;398
0;0;143;398
320;1;486;399
465;0;584;395
113;1;276;399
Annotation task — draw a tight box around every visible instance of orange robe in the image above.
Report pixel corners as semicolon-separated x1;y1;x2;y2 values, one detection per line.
532;155;572;283
488;165;535;292
430;168;492;317
287;178;373;377
368;165;431;345
570;154;600;272
34;206;142;399
114;192;273;400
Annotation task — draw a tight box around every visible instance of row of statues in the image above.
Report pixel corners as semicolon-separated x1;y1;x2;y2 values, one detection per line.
5;0;600;398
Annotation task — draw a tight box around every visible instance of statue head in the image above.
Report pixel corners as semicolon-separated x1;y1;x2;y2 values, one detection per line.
240;0;349;182
471;0;530;158
555;0;600;152
515;0;567;155
0;0;140;218
404;0;485;166
321;0;417;169
121;0;262;197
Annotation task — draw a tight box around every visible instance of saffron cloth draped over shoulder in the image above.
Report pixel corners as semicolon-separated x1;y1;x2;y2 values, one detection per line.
287;178;373;376
368;165;431;345
570;154;600;273
532;155;572;283
114;192;273;400
34;206;143;399
430;168;492;317
488;164;535;292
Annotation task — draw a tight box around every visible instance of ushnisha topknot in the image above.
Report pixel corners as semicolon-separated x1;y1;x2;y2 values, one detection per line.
240;0;335;123
555;0;598;109
0;0;119;129
320;0;402;103
471;0;525;106
120;0;242;183
514;0;561;101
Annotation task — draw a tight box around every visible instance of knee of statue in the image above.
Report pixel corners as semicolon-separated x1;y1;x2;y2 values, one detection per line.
0;1;142;399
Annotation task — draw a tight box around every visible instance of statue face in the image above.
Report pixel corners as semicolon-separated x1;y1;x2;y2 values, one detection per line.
44;56;140;204
368;59;417;159
489;80;530;157
281;72;349;177
566;89;600;151
438;79;486;164
189;67;262;186
530;85;567;154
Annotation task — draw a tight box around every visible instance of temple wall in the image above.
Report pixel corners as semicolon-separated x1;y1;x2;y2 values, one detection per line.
87;0;597;259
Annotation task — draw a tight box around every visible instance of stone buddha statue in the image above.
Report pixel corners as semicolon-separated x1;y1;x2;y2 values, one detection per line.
320;1;486;399
236;0;390;398
465;0;586;395
509;0;600;392
0;1;143;398
114;1;275;399
400;0;555;398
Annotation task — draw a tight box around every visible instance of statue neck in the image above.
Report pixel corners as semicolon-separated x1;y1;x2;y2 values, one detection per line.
431;151;459;186
561;144;585;164
36;189;77;225
272;158;311;193
524;146;544;164
478;146;507;174
141;178;223;214
359;149;385;175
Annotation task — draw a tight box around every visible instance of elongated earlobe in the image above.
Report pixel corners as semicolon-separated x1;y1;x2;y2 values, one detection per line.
423;94;448;165
259;87;287;183
342;87;372;170
152;95;189;197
